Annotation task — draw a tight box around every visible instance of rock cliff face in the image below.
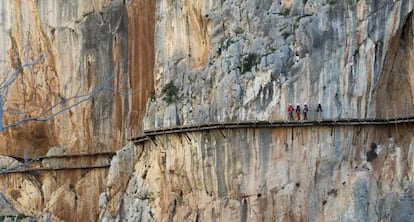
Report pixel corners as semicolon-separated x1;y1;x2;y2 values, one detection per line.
0;0;155;221
0;0;154;156
103;125;414;221
1;0;414;221
145;0;414;128
102;0;414;221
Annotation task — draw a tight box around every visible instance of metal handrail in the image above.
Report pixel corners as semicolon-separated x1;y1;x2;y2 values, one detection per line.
131;116;414;144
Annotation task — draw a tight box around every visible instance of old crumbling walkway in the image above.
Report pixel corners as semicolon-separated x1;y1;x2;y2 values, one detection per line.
0;152;115;175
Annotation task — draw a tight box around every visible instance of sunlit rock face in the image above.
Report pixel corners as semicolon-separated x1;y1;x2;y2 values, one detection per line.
101;0;414;221
101;125;414;221
0;0;155;157
0;167;109;221
0;0;124;156
0;0;155;221
1;0;414;221
144;0;414;128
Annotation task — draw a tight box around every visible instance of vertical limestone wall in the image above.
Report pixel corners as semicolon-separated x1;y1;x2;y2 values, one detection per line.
0;169;109;221
102;124;414;221
103;0;414;221
0;0;155;156
1;0;414;221
144;0;414;129
0;0;155;221
0;0;127;155
125;0;156;135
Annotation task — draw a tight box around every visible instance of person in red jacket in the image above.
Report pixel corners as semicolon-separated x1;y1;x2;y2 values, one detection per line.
287;104;295;121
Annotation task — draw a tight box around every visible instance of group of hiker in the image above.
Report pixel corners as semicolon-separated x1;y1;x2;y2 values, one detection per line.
287;103;323;121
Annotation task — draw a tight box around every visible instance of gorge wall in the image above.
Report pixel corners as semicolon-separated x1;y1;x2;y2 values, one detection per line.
0;0;154;221
102;124;414;221
0;0;414;221
0;0;154;157
103;0;414;221
145;0;414;127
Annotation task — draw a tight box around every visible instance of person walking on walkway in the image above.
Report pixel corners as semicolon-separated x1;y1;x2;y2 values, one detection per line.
303;103;309;120
295;104;301;121
287;104;295;121
316;102;323;121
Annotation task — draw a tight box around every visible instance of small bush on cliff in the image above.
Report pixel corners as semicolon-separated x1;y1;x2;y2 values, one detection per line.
241;53;260;73
217;37;237;56
281;8;290;16
366;150;377;162
366;142;378;162
161;81;178;104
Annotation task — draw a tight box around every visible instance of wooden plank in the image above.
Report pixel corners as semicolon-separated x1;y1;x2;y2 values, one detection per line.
130;117;414;145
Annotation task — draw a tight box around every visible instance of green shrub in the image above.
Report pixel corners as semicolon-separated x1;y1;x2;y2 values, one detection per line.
161;81;178;104
218;37;237;56
241;53;260;73
366;150;377;162
281;8;290;16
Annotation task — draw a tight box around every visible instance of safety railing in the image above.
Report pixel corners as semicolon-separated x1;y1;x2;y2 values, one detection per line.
130;116;414;144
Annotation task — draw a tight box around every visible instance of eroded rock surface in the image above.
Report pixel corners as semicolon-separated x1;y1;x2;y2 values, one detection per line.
144;0;414;128
1;0;414;221
101;125;414;221
0;0;155;156
0;0;155;221
106;0;414;221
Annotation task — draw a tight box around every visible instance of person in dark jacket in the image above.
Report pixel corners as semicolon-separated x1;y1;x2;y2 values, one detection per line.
295;104;301;121
316;102;323;120
303;103;309;120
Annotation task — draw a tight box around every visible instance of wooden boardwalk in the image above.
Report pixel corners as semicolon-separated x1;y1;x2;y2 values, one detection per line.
131;116;414;144
2;116;413;175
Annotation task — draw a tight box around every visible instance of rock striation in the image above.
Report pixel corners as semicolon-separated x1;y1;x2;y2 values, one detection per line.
101;124;414;221
0;0;155;157
144;0;414;128
1;0;414;221
102;0;414;221
0;0;155;221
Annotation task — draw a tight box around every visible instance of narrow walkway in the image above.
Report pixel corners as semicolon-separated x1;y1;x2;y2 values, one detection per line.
0;164;110;175
8;151;116;162
131;116;414;144
0;152;115;175
2;117;413;174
